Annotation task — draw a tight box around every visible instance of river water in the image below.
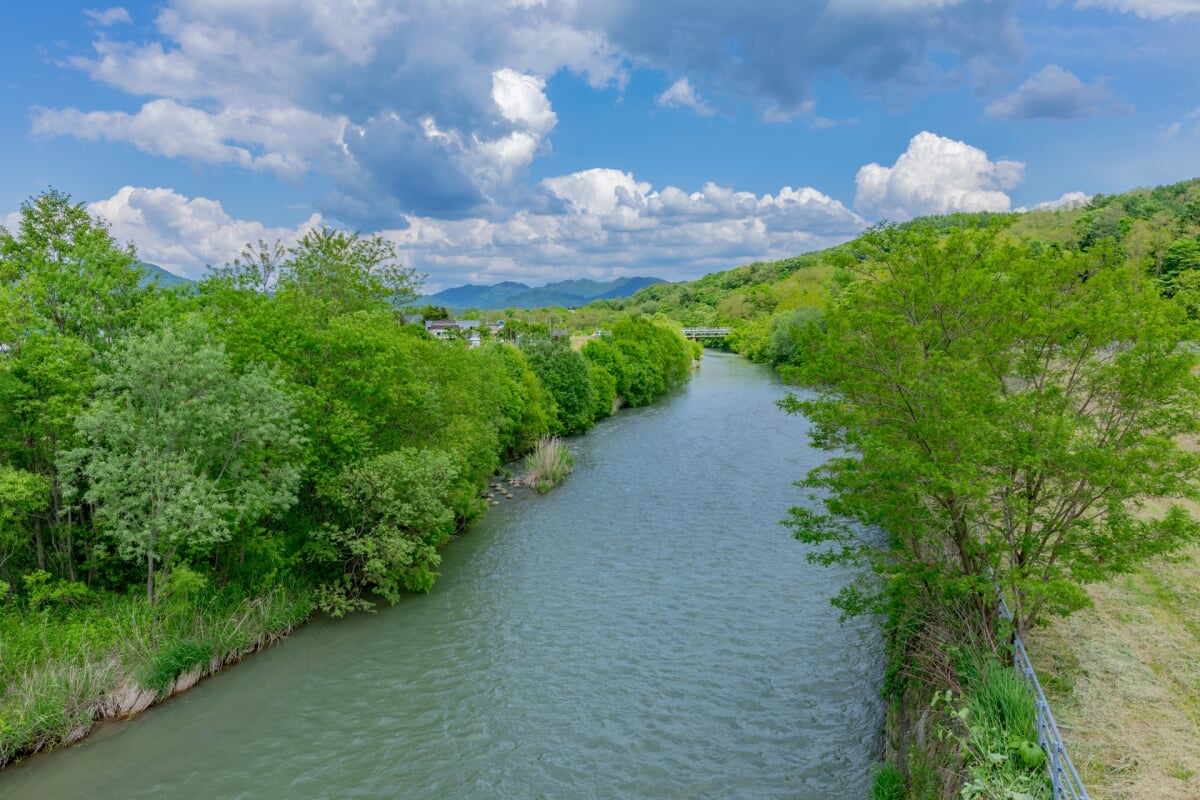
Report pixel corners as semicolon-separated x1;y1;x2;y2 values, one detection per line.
0;351;884;800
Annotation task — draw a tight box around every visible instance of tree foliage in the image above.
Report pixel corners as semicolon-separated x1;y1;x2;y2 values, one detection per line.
306;449;457;615
65;324;304;603
783;221;1200;638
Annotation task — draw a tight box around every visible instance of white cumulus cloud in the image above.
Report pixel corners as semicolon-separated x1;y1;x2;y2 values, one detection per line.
32;100;346;182
80;173;866;292
855;131;1024;220
88;187;323;279
33;0;1032;229
1032;191;1092;211
491;69;558;136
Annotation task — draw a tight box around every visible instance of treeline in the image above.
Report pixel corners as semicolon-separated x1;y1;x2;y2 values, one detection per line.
0;190;694;765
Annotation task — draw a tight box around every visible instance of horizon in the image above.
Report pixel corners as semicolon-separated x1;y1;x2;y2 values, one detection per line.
3;2;1200;292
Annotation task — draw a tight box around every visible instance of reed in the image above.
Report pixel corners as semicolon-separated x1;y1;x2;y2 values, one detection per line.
522;436;573;493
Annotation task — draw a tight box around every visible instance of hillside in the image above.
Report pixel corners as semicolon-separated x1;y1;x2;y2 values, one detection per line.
424;275;664;310
139;262;191;288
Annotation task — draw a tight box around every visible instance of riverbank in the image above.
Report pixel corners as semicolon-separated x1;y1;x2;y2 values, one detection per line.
0;584;313;768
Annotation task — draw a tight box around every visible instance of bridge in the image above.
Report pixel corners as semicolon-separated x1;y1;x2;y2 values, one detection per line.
681;327;732;340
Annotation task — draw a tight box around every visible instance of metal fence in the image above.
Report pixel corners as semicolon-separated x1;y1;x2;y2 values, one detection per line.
996;593;1091;800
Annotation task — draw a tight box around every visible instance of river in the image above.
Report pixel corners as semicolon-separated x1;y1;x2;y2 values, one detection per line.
0;351;884;799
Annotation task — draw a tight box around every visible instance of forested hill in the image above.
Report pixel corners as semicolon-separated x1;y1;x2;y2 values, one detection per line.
424;275;664;310
140;262;191;288
608;175;1200;369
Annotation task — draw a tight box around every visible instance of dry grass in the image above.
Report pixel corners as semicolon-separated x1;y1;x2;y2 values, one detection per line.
1026;535;1200;800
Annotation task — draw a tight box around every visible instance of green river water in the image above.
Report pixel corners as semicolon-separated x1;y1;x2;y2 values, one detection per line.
0;351;884;799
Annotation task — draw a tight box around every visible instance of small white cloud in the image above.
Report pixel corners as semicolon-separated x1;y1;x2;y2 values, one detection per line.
1161;121;1183;140
83;7;132;27
855;131;1024;220
656;78;715;117
986;65;1116;120
88;186;322;279
491;69;557;136
1074;0;1200;19
1033;191;1092;211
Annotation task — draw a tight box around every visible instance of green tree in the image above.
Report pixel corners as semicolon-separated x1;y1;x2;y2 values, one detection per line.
1160;236;1200;293
285;228;421;316
0;190;151;581
305;448;458;615
0;466;48;581
520;338;595;435
65;324;304;603
784;222;1200;639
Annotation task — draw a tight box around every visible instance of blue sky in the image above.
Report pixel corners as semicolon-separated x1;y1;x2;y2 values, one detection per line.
2;1;1199;291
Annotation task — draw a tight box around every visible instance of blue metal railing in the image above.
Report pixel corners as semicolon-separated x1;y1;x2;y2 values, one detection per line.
996;592;1090;800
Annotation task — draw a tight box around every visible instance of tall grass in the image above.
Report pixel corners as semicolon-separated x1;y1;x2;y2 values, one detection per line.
870;763;905;800
0;584;312;767
956;655;1051;800
522;436;573;493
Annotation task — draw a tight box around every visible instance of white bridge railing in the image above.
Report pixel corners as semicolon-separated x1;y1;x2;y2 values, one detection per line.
681;327;732;339
996;592;1090;800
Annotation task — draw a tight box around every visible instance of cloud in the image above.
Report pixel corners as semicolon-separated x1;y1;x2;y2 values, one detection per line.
32;100;345;181
855;131;1024;220
84;173;866;291
1074;0;1200;19
656;78;715;117
986;65;1117;120
32;1;1031;228
1032;191;1092;211
582;0;1023;117
87;186;322;279
83;7;132;26
491;69;558;136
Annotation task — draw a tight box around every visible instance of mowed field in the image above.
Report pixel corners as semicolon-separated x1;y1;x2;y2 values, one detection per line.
1029;527;1200;800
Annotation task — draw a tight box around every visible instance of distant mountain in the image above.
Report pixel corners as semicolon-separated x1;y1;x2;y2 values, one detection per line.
425;276;665;310
139;262;192;288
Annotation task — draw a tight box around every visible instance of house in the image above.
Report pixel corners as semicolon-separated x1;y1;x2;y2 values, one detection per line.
425;318;502;348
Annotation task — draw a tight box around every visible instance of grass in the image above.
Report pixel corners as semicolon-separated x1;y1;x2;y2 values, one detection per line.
870;763;905;800
1026;542;1200;800
954;655;1051;800
0;583;312;768
522;436;573;493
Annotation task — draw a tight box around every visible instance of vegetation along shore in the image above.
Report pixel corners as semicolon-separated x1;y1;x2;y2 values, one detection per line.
0;190;697;766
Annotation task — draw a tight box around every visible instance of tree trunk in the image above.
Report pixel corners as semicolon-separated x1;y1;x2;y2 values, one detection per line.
146;550;155;604
34;516;46;571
